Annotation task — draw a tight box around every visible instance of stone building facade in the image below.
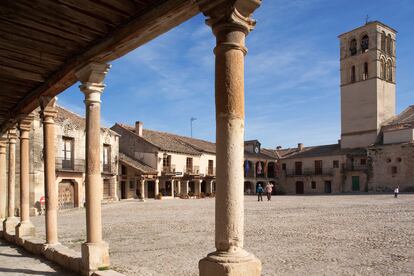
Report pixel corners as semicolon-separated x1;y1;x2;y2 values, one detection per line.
111;122;217;199
10;106;119;215
276;21;414;194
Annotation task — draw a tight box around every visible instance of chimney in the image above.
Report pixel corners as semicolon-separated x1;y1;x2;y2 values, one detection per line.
135;121;143;137
298;143;304;151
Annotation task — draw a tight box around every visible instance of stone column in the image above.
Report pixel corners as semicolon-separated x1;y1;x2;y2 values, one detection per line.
207;180;214;194
3;128;19;235
40;97;59;246
155;179;159;196
0;138;6;223
15;114;36;241
76;62;111;274
176;180;181;196
198;1;262;275
171;179;175;197
140;179;145;201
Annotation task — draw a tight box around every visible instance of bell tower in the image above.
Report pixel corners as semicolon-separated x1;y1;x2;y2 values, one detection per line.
339;21;396;148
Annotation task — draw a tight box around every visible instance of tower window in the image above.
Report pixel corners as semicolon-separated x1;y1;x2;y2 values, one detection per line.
349;39;357;56
380;59;386;79
351;66;356;83
363;62;368;80
381;32;386;51
387;34;392;55
387;60;393;82
361;35;369;52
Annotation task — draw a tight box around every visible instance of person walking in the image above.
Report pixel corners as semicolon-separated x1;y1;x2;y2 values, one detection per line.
256;184;264;202
394;186;399;198
265;183;273;201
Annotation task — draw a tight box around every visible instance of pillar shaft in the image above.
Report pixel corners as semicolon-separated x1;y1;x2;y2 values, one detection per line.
19;118;33;223
155;179;159;196
140;180;145;200
171;179;174;197
199;1;262;275
7;129;16;217
177;180;181;196
0;139;7;220
40;97;58;245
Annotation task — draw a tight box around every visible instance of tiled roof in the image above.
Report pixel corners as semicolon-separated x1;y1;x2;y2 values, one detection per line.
118;124;202;155
119;153;157;174
172;135;216;154
382;105;414;131
244;150;277;160
277;144;366;159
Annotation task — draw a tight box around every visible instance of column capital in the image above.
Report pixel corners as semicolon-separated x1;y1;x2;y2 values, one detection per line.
75;62;111;104
198;0;261;35
39;96;58;124
7;128;17;144
17;114;34;135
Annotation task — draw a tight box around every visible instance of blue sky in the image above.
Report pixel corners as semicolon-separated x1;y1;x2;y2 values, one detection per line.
58;0;414;149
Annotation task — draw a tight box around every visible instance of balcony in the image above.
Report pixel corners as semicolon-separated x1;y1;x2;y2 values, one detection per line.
343;164;367;171
103;163;111;174
162;164;176;175
185;165;200;175
55;157;85;172
285;168;334;177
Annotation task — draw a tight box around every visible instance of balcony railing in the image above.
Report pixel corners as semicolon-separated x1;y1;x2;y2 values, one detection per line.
343;164;367;171
103;163;111;173
285;168;334;177
162;164;176;175
55;157;85;172
185;165;200;175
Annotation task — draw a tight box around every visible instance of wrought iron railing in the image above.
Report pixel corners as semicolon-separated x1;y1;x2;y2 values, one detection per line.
55;157;85;172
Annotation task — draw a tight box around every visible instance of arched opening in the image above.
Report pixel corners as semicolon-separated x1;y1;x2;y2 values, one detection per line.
387;34;392;55
267;162;275;178
244;181;253;194
387;60;393;82
349;38;357;56
381;31;386;51
255;161;265;178
351;65;356;83
201;180;206;194
361;35;369;52
363;62;368;80
380;59;386;79
244;160;253;177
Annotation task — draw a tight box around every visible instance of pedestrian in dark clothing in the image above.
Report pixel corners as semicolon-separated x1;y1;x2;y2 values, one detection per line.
256;184;264;201
394;186;399;198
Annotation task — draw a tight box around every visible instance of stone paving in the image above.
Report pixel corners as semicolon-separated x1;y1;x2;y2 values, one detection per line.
27;194;414;275
0;239;75;275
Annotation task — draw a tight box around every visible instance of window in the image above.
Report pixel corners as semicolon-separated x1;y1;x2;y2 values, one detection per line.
380;59;386;79
315;160;323;175
311;181;316;189
186;157;193;173
103;179;111;197
208;160;214;175
360;159;366;166
103;145;111;172
387;60;392;82
121;165;127;175
351;66;356;83
363;62;368;80
387;34;392;55
361;35;369;52
162;154;171;168
349;39;357;56
62;137;74;170
333;160;339;168
282;163;286;171
391;166;398;175
129;180;134;189
381;31;386;51
295;162;302;175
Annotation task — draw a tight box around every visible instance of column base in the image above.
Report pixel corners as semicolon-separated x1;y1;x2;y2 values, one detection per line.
15;221;36;243
81;241;110;275
3;216;19;235
199;250;261;276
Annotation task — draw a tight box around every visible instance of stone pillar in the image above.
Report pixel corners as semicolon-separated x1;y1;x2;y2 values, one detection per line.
176;180;181;196
207;180;214;194
0;138;7;222
40;97;59;246
155;179;159;196
3;128;19;235
140;179;145;201
76;62;111;274
198;1;262;275
171;179;175;197
16;115;36;241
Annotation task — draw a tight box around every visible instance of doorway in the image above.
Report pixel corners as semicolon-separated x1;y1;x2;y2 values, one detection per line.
324;181;332;193
295;181;304;194
147;181;155;198
201;180;206;193
352;176;360;191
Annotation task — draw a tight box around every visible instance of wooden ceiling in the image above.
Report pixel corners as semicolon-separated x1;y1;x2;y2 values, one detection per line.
0;0;221;134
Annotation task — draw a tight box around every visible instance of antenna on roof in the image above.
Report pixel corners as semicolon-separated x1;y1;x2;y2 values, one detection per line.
365;14;370;24
190;117;197;138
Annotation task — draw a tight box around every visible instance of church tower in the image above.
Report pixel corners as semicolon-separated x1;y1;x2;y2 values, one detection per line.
338;21;396;148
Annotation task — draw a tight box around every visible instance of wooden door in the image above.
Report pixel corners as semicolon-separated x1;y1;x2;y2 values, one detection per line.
295;181;304;194
58;181;74;209
352;176;360;191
